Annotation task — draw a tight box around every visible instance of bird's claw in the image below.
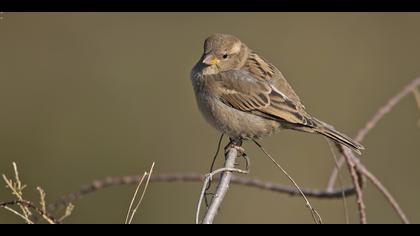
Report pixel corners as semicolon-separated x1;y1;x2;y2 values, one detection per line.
224;143;245;157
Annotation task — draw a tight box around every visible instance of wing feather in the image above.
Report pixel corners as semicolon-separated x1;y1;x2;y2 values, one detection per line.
217;69;312;125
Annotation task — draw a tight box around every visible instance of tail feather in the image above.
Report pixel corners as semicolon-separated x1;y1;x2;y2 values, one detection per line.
286;117;365;154
316;127;364;155
313;118;365;155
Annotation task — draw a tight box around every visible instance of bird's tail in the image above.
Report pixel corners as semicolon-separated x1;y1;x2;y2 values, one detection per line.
290;118;365;155
314;118;364;154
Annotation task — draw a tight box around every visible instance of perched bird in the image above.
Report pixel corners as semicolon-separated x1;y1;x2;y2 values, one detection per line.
190;33;364;154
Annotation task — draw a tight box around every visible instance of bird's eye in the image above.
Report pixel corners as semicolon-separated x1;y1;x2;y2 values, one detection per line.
222;53;228;59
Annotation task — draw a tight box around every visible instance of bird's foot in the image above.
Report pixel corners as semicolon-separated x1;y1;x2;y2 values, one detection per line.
225;138;250;172
224;138;244;157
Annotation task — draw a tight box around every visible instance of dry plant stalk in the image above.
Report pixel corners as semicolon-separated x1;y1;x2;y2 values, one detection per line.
1;162;71;224
125;172;147;224
59;203;75;222
36;187;56;224
1;202;32;223
0;200;59;224
125;162;155;224
253;140;322;224
2;162;33;224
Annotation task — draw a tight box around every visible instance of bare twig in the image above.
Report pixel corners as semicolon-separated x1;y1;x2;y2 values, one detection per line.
196;166;249;224
37;187;47;213
209;134;225;174
355;77;420;142
253;140;322;224
328;77;420;189
48;173;358;215
204;133;225;207
1;203;32;223
324;77;419;224
334;142;409;224
36;187;56;224
337;144;367;224
126;162;155;224
58;203;75;222
0;200;59;224
413;88;420;127
125;172;147;224
2;162;32;224
2;163;65;224
354;161;410;224
326;139;350;224
201;142;247;224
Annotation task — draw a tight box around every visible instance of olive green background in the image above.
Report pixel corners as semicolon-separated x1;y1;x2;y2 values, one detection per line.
1;13;419;224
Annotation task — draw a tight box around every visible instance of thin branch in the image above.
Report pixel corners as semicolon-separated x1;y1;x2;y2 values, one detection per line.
127;162;155;224
328;77;420;189
124;172;147;224
335;143;409;224
0;200;59;224
196;166;248;224
253;140;322;224
58;203;75;222
209;134;225;174
354;161;410;224
48;173;357;215
37;187;47;213
1;204;33;224
338;144;367;224
204;133;225;207
413;87;420;128
2;162;32;223
326;139;350;224
36;187;56;224
201;142;245;224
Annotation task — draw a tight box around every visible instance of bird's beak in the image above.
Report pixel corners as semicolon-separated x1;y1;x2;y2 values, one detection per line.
202;54;219;65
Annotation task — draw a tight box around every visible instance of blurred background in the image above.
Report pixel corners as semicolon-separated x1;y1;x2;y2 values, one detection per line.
0;13;419;224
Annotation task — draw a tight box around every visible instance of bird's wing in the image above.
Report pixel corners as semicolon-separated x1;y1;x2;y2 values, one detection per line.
243;52;304;106
217;69;314;126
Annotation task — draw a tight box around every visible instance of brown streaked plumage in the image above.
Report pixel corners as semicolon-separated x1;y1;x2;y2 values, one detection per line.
190;33;364;154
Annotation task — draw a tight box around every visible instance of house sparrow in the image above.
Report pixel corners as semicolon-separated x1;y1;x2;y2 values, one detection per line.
190;33;364;154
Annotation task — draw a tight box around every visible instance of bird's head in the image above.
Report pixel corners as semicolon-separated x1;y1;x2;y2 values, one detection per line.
200;33;249;74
